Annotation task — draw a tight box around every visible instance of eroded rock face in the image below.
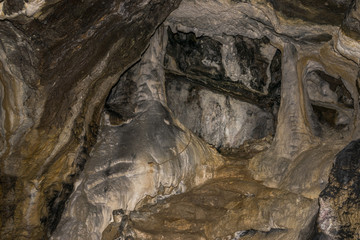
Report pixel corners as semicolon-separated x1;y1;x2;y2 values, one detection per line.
337;0;360;64
164;29;280;150
52;101;222;240
103;157;319;240
51;27;223;240
165;29;282;109
307;70;353;131
318;139;360;239
1;0;360;239
0;1;182;239
267;0;352;25
166;79;274;149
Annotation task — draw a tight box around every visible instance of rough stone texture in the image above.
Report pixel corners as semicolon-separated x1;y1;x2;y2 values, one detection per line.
249;44;318;187
163;2;360;238
0;0;43;18
318;139;360;239
278;141;346;199
164;29;282;110
166;78;274;149
306;70;353;132
52;102;222;240
0;1;182;239
165;0;359;172
163;28;279;150
1;0;360;239
338;0;360;64
164;0;340;43
267;0;352;25
51;27;223;240
342;0;360;41
103;157;319;240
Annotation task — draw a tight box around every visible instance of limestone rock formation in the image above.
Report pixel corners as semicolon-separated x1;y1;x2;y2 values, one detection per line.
164;30;277;149
105;158;319;240
51;27;223;240
166;80;274;149
0;0;360;240
318;139;360;240
0;1;182;239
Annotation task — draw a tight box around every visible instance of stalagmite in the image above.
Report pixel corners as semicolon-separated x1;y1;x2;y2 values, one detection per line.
51;27;222;240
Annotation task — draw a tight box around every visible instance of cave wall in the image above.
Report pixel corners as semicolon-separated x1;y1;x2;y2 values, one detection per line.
50;28;222;240
164;30;278;149
0;0;182;239
0;0;360;239
163;0;359;182
319;139;360;239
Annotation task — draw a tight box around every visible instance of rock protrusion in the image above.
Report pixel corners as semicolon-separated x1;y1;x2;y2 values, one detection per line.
318;139;360;239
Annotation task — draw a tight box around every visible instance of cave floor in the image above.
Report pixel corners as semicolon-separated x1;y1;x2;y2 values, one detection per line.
103;154;317;240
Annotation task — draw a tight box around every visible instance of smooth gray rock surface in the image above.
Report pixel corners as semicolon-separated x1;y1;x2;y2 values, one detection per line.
166;79;274;149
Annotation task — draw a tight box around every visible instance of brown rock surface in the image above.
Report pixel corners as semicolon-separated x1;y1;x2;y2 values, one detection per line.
0;1;182;239
0;0;359;239
103;155;318;240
